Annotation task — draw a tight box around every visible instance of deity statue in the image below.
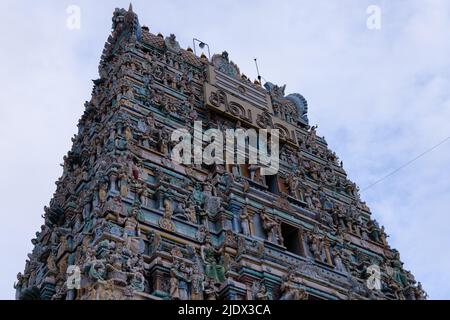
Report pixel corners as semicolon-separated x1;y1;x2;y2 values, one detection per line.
204;278;218;300
135;181;148;207
201;181;225;224
200;236;225;284
332;248;347;273
390;250;408;288
332;203;347;230
128;271;145;293
123;125;133;141
344;180;359;197
240;205;251;236
305;125;318;147
57;235;69;258
158;127;171;157
118;166;129;197
169;261;181;300
260;208;283;245
98;280;117;300
366;219;382;243
97;179;109;208
123;204;141;237
322;166;337;188
303;186;314;208
163;197;173;220
14;273;24;299
253;282;270;300
105;244;128;286
279;273;308;300
106;195;123;222
415;282;428;300
85;255;107;282
307;228;325;262
190;264;204;300
285;170;304;200
145;112;159;140
317;187;334;212
309;162;321;181
177;262;191;300
46;250;58;277
115;136;128;155
346;201;360;231
185;201;197;224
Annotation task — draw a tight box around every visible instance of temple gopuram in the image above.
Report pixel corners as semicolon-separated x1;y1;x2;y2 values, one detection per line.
15;5;427;300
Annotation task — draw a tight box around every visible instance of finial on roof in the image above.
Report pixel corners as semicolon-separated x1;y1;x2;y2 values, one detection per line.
128;3;133;12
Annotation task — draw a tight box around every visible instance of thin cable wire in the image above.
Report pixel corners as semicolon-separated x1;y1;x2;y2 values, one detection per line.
362;136;450;192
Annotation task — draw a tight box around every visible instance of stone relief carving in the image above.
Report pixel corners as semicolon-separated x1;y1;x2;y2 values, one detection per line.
16;5;425;301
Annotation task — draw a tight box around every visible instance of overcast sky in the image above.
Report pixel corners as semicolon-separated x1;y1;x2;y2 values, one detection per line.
0;0;449;300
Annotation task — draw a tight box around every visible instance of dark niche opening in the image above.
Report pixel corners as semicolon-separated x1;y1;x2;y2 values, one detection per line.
280;223;303;256
265;174;279;194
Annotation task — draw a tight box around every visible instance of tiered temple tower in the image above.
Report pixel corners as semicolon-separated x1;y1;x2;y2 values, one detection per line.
15;6;426;300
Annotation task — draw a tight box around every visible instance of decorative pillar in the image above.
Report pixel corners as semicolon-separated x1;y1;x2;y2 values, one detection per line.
324;239;332;265
298;227;307;257
248;210;255;237
227;198;241;233
109;171;118;191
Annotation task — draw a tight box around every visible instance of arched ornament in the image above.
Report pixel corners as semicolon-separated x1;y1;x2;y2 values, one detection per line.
212;51;241;79
264;82;309;125
286;93;309;125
